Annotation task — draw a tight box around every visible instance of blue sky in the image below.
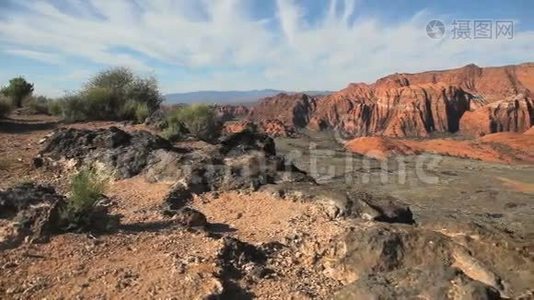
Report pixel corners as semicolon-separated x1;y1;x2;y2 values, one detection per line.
0;0;533;97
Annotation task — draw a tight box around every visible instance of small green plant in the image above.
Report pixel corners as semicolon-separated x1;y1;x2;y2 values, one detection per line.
47;99;63;116
161;122;185;142
134;101;150;123
59;169;108;230
165;104;222;141
0;96;12;118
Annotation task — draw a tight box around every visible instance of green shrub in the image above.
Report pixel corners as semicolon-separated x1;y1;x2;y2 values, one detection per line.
47;99;63;116
52;67;163;123
59;169;108;231
1;77;34;108
60;94;89;122
0;96;12;118
161;122;186;142
81;86;115;120
134;101;150;123
165;104;222;141
26;95;52;114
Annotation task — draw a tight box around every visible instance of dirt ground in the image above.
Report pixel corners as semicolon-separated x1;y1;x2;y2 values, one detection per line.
0;114;350;299
1;114;533;299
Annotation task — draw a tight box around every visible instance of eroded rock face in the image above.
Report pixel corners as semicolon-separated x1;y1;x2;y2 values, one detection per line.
318;63;534;137
216;105;250;122
248;93;317;128
343;192;414;224
242;64;534;138
460;95;534;136
310;82;475;138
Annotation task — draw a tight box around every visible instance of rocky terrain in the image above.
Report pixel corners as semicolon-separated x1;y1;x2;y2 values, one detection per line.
222;63;533;139
1;63;533;299
1;110;533;299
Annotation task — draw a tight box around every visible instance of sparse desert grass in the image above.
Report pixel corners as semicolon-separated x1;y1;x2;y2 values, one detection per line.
59;169;109;230
164;104;222;141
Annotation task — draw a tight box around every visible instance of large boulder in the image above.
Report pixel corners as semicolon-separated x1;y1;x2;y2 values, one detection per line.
343;191;415;224
38;127;173;178
331;225;504;299
160;130;312;211
0;182;121;250
0;183;64;248
37;127;313;213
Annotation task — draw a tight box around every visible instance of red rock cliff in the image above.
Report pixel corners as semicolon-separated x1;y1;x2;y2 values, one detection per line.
248;93;317;128
310;63;534;137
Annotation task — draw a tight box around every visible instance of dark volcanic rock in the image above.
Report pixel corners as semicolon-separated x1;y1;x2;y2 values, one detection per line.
0;183;64;247
38;127;312;218
344;192;414;224
165;207;208;228
39;127;173;178
0;183;120;249
0;183;61;219
218;237;269;279
219;129;276;157
144;108;168;129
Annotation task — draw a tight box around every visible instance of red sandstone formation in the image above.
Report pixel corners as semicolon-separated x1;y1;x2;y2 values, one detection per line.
311;63;534;138
345;130;534;163
216;105;250;122
258;120;296;137
235;63;533;138
460;95;533;136
248;93;317;128
222;120;295;137
219;63;533;139
222;120;255;134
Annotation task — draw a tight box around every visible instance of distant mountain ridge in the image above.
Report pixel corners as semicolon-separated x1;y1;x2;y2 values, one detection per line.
164;89;331;104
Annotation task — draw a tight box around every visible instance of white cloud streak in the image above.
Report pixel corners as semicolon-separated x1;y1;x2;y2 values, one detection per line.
0;0;533;95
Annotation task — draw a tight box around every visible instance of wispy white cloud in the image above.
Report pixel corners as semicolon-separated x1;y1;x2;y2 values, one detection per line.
0;0;533;96
4;49;61;64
